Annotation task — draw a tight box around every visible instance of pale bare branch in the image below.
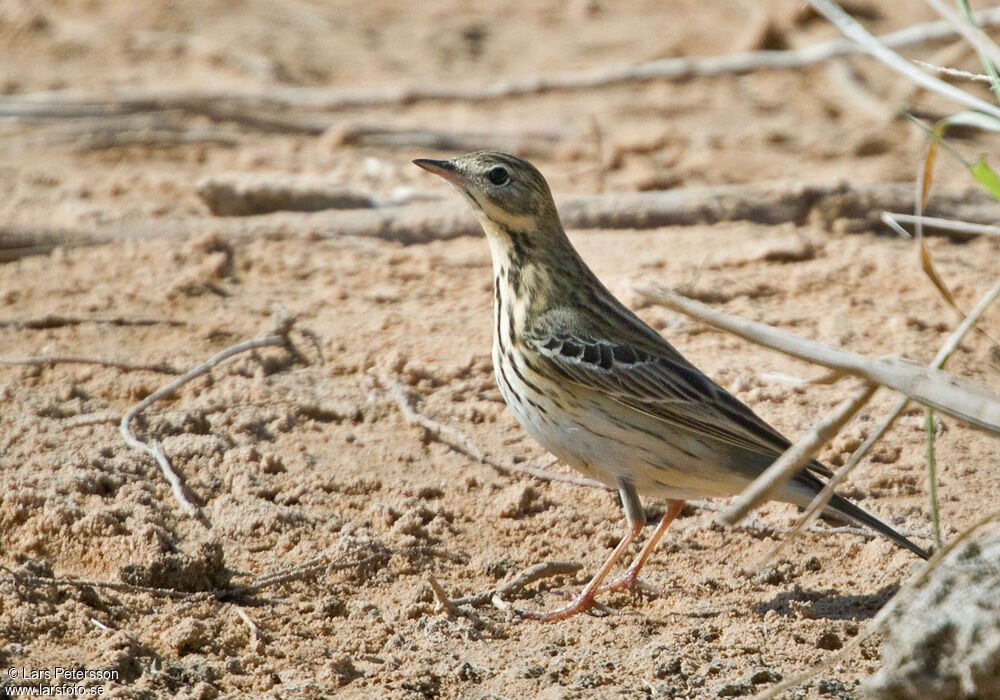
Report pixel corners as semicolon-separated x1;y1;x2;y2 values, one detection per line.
753;509;1000;699
883;211;1000;237
761;275;1000;565
807;0;1000;119
4;10;1000;115
635;282;1000;433
719;383;877;525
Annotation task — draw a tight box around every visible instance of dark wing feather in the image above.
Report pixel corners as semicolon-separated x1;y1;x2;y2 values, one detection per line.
524;308;833;477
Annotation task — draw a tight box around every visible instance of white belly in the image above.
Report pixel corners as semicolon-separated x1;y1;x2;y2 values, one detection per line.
492;341;756;501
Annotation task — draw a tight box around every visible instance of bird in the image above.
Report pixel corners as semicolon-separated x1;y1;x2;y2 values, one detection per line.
414;151;929;622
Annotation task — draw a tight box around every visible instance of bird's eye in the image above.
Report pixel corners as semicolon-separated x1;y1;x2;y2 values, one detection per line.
487;166;510;186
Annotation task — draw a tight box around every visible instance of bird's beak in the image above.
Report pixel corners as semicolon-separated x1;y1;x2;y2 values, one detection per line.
413;158;465;186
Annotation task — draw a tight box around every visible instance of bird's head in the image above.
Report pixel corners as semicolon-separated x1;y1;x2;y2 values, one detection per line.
414;151;562;246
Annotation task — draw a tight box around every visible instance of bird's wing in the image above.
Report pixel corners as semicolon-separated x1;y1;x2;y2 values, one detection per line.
524;309;833;477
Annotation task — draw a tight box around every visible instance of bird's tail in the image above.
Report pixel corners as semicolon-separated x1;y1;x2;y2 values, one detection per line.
824;493;930;560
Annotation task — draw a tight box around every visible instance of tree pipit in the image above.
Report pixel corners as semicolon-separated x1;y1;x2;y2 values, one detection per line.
414;152;928;622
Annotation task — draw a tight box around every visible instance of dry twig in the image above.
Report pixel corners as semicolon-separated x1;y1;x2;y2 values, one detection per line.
635;282;1000;433
426;576;458;615
883;211;1000;237
912;59;994;84
0;355;178;374
0;314;184;329
4;10;1000;116
234;607;264;653
330;123;575;156
760;275;1000;565
430;561;584;613
807;0;1000;119
0;544;431;601
922;0;1000;74
719;382;878;525
119;321;297;523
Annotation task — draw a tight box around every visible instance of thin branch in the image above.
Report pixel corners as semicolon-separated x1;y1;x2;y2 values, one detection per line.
0;562;193;599
719;382;878;525
690;500;930;541
426;576;458;615
435;561;584;610
925;407;942;548
374;371;611;491
912;59;993;84
634;282;1000;433
883;211;1000;237
923;0;1000;81
0;314;184;329
67;126;240;151
5;10;1000;115
119;326;295;523
0;545;431;601
0;355;178;374
331;123;575;157
807;0;1000;119
234;607;264;653
760;275;1000;565
954;0;1000;103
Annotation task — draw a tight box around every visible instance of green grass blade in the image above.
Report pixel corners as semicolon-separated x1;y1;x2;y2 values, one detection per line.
925;408;943;549
970;156;1000;200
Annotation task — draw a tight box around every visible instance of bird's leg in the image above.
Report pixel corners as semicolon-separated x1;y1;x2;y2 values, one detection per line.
597;499;684;595
516;481;644;622
515;519;642;622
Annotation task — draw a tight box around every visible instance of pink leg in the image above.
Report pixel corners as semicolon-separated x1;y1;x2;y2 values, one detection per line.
597;499;684;595
516;519;644;622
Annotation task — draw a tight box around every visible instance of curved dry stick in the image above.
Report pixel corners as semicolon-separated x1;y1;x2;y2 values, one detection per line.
0;314;184;329
922;0;1000;72
635;282;1000;433
119;332;292;523
427;561;583;615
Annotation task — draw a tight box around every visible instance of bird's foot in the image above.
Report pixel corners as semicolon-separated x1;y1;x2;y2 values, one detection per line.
515;588;639;622
514;588;598;622
595;566;642;595
596;568;676;598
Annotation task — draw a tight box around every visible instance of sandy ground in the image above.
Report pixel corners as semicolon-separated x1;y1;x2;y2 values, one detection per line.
2;1;1000;698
